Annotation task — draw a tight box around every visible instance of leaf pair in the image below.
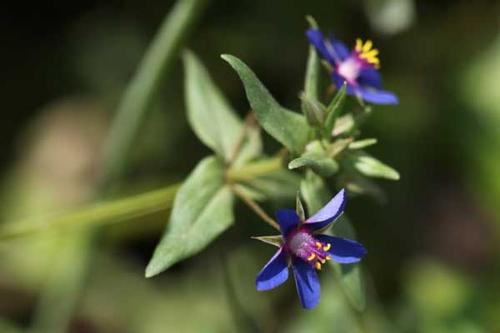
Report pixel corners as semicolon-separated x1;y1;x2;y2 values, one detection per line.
146;52;264;277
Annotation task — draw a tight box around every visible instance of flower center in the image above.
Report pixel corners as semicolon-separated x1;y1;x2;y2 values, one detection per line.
337;57;362;84
287;229;331;270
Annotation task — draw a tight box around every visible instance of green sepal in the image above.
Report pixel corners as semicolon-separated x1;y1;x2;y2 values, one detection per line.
324;82;347;136
289;141;338;177
251;235;283;247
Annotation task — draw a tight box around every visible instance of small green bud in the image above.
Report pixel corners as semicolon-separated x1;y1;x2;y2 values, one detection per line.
300;92;326;127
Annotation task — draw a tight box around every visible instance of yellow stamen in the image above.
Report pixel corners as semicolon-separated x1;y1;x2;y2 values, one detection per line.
326;255;331;261
362;39;373;52
315;262;322;270
319;258;326;264
355;38;381;68
307;253;316;261
355;38;363;52
315;242;322;249
323;243;331;251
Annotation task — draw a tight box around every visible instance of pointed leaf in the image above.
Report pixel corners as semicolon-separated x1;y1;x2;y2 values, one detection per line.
221;54;309;153
332;113;355;137
184;51;244;161
303;26;320;101
146;156;234;277
289;152;338;177
351;152;400;180
348;138;377;150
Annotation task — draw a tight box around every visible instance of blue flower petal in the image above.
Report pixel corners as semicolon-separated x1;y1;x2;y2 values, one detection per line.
292;259;321;309
306;28;336;64
358;68;383;89
316;235;367;263
357;87;399;105
276;209;300;236
256;247;289;291
329;35;350;61
304;189;346;231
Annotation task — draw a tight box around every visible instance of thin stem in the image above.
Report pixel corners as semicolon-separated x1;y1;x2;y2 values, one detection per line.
226;153;285;182
227;112;258;165
231;185;280;231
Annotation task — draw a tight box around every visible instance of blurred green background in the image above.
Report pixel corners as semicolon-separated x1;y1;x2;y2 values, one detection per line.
1;0;499;332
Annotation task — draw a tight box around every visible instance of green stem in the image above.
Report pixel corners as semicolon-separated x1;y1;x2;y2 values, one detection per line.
231;185;279;230
226;155;284;182
0;184;180;241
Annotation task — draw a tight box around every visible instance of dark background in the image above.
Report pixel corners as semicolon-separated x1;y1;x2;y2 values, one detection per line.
0;0;499;332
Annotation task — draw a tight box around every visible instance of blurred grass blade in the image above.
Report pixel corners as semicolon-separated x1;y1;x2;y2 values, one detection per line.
102;0;209;185
221;54;309;154
184;50;245;161
0;184;180;241
146;157;234;277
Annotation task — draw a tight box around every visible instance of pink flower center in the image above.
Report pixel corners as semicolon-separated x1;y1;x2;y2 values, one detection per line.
287;229;332;270
337;57;362;84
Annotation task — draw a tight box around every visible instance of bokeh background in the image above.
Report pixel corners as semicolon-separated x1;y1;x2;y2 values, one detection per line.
1;0;499;332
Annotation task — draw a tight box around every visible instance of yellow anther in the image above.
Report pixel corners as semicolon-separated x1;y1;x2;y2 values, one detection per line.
323;243;331;251
362;39;373;52
315;242;322;249
326;255;331;261
315;262;322;270
355;38;363;52
307;253;316;261
319;258;326;264
355;38;381;68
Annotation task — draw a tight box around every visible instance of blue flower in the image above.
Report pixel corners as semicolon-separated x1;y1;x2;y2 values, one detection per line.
306;28;398;105
255;189;367;309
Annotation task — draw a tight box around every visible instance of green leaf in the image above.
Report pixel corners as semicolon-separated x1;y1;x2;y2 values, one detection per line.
289;152;338;177
184;51;244;161
325;83;347;135
146;157;234;277
251;235;283;247
303;43;320;101
231;122;262;168
330;216;366;311
244;169;301;201
221;54;309;153
300;170;330;215
351;152;400;180
332;113;355;137
348;138;377;150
